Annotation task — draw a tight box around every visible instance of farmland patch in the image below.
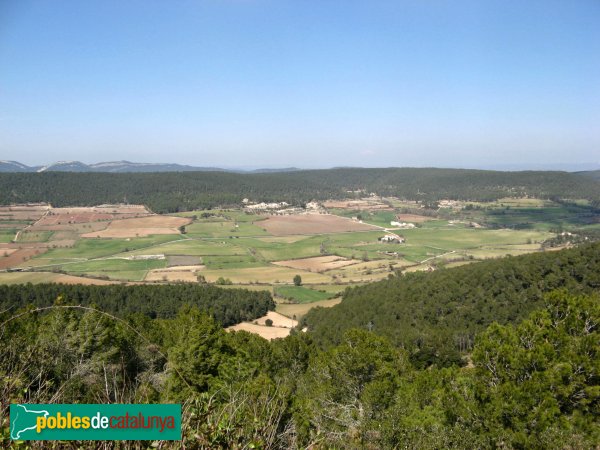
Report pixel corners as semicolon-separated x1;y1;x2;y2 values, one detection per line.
396;214;434;223
0;271;118;285
81;215;191;238
323;199;392;210
259;214;380;236
0;248;47;269
201;266;331;284
145;266;204;282
227;311;298;340
273;255;360;272
276;298;342;320
167;255;203;266
275;285;335;303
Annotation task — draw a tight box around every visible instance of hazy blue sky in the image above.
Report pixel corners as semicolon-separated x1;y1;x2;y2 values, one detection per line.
0;0;598;169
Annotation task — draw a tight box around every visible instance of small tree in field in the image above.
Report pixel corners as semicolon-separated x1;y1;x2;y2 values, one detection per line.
265;319;273;327
293;275;302;286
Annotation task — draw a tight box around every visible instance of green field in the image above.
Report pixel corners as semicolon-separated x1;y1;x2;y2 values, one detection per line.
41;235;183;260
16;230;54;242
276;298;342;319
5;199;596;315
120;238;248;257
235;236;324;261
275;285;335;303
462;200;598;231
0;229;16;243
54;258;166;281
4;214;557;284
202;254;267;269
185;220;271;238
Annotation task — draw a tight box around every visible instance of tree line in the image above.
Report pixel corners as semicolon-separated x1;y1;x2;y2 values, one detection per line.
1;168;599;212
0;283;274;327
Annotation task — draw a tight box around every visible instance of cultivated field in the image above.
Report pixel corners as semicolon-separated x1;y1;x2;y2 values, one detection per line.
145;265;205;282
1;198;594;339
275;285;335;303
0;271;118;285
201;266;332;284
0;204;49;221
0;248;47;269
259;214;380;236
227;311;298;340
226;322;292;340
81;215;191;238
273;255;360;272
322;199;392;210
276;298;343;320
396;214;434;223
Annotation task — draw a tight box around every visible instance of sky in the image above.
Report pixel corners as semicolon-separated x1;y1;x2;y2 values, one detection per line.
0;0;599;170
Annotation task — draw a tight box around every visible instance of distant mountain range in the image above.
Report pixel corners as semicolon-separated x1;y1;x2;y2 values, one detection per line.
0;160;300;174
1;160;599;176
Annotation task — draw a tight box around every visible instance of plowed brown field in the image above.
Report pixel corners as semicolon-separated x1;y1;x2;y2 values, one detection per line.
259;214;379;236
81;216;191;238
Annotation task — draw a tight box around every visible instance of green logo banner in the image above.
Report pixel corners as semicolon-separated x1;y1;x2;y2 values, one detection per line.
10;404;181;441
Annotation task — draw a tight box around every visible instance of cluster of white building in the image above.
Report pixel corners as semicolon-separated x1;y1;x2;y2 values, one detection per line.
379;233;405;244
244;201;290;211
390;221;416;229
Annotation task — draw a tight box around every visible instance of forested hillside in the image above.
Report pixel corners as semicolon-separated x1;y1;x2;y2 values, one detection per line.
304;242;600;367
1;168;599;212
0;283;274;327
1;292;597;447
577;169;600;181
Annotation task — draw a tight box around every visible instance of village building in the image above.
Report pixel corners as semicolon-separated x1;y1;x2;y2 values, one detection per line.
390;221;416;228
379;233;405;244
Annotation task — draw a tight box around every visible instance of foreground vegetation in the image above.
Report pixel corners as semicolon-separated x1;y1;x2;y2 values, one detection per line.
1;243;598;448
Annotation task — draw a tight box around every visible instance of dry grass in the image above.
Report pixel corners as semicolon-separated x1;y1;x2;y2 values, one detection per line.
81;215;191;238
276;298;342;320
201;266;332;284
323;199;391;210
145;264;205;282
396;214;434;223
226;322;292;340
226;311;298;340
0;204;50;221
273;255;360;272
259;214;379;236
145;269;202;282
36;205;149;226
254;311;298;328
